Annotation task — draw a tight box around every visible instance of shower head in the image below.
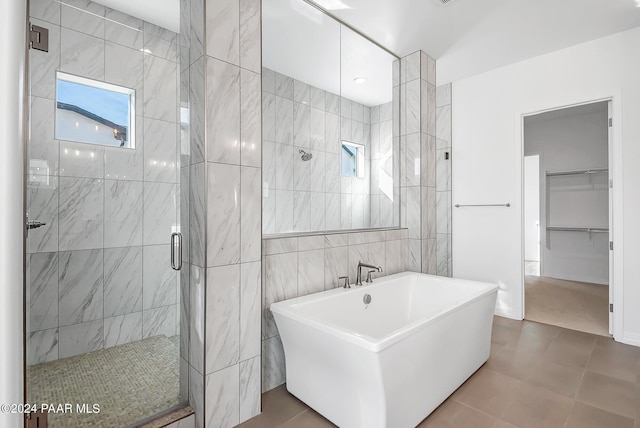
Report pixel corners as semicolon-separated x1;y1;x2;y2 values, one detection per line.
299;149;313;161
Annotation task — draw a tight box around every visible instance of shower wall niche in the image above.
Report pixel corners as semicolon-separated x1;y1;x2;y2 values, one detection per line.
27;0;180;366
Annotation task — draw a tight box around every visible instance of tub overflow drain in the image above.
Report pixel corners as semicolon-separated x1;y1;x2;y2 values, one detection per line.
363;294;372;304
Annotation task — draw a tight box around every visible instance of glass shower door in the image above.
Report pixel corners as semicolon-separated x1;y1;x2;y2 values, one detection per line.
25;0;187;426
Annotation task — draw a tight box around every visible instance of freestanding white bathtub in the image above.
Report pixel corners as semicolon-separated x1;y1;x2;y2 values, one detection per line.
271;271;499;428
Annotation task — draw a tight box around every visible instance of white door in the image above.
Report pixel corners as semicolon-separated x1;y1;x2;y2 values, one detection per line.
523;155;540;264
608;101;614;335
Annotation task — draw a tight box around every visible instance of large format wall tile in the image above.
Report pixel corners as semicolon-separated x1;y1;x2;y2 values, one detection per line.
143;244;178;310
104;246;143;317
144;54;177;122
240;167;261;262
58;249;103;326
104;312;143;348
104;180;143;248
58;177;103;251
143;304;177;338
143;182;177;245
28;328;59;365
206;264;240;374
241;69;261;167
240;261;261;361
59;319;103;358
59;141;104;179
205;0;239;65
60;28;105;80
205;364;240;428
207;163;240;266
239;356;260;423
206;57;241;164
28;176;58;254
144;118;178;183
29;252;58;332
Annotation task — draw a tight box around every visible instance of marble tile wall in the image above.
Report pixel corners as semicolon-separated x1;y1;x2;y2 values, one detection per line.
263;68;395;234
399;51;437;274
436;83;452;277
261;229;408;392
27;0;181;369
183;0;262;425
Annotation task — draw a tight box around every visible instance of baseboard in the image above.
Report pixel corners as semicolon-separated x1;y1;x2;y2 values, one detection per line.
619;332;640;347
494;306;522;320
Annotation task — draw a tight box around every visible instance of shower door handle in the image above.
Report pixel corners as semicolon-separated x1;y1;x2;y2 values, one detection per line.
171;232;182;271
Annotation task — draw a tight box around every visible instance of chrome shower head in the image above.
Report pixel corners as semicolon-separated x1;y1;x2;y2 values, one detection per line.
299;149;313;161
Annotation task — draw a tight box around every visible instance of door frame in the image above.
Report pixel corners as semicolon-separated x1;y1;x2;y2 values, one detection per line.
519;97;621;340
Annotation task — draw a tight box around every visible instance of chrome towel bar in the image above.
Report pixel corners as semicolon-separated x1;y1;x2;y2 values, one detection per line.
454;203;510;208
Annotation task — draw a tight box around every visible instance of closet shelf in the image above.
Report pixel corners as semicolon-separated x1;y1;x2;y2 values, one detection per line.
546;168;608;177
546;226;609;233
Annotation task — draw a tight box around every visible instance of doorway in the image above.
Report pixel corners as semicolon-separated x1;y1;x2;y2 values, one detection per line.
522;101;611;337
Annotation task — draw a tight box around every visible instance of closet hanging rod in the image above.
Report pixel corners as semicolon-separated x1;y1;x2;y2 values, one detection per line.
546;168;608;177
546;226;609;233
454;203;510;208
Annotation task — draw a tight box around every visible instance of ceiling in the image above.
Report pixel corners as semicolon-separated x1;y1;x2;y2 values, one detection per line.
310;0;640;84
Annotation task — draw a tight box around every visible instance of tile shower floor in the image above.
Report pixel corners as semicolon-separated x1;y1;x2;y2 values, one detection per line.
27;335;183;428
239;317;640;428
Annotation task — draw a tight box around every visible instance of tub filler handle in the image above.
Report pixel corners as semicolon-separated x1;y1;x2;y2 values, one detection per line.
356;262;382;286
338;276;350;288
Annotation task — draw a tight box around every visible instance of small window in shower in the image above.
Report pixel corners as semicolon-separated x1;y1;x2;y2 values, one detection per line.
341;141;365;177
55;72;135;148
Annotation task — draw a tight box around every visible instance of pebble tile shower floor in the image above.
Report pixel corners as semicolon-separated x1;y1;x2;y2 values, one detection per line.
27;335;182;428
239;317;640;428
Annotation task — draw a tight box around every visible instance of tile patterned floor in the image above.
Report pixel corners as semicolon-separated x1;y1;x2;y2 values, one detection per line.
238;317;640;428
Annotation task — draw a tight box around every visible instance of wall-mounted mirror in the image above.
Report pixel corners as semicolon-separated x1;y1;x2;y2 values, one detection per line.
262;0;399;234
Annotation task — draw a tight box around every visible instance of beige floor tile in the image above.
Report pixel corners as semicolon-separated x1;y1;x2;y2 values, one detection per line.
237;385;308;428
493;421;519;428
278;410;336;428
452;369;521;417
542;332;595;368
503;321;559;354
587;344;639;381
576;371;638;419
501;383;573;428
524;358;584;398
417;400;496;428
484;348;541;381
565;401;635;428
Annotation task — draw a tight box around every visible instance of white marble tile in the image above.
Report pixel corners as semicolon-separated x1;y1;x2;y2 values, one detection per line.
436;148;451;192
205;364;240;428
59;319;103;358
166;414;195;428
143;182;177;245
275;144;295;190
189;264;205;372
104;246;142;317
352;121;364;145
189;364;205;428
436;83;452;108
143;245;178;309
144;33;178;63
58;177;103;251
341;117;352;142
325;153;340;193
309;108;325;152
30;0;60;25
324;233;348;248
241;69;261;167
426;237;437;275
407;239;421;272
263;253;297;339
262;68;275;94
293;191;310;232
239;356;261;423
325;113;340;154
105;8;144;50
206;0;239;64
104;180;143;248
60;0;104;37
427;82;436;136
60;28;105;80
27;176;58;253
310;192;326;231
347;243;368;281
262;140;276;190
59;141;104;179
206;57;240;164
340;193;352;230
405;51;420;82
144;54;177;122
325;192;340;230
421;134;436;188
240;167;261;263
104;312;143;348
340;97;352;119
436;191;449;235
180;265;190;359
293;80;310;105
293;147;310;192
262;189;276;234
309;86;325;110
28;328;59;365
143;304;177;338
325;92;339;115
324;245;349;289
406;186;420;240
385;239;404;275
240;262;261;361
207;163;240;266
179;357;189;404
239;0;260;72
262;237;297;255
189;0;205;65
29;97;59;177
262;93;276;142
351;194;365;229
293;102;310;148
189;58;206;164
29;19;60;99
427;54;436;85
436;105;452;146
297;250;324;296
370;194;380;228
405;133;420;186
105;41;143;92
262;335;285;392
206;264;239;373
275;72;293;99
422;187;437;240
58;249;103;326
189;163;206;267
274;190;293;233
144;118;178;183
275;96;293;145
406;79;420;135
29;253;58;331
437;233;449;276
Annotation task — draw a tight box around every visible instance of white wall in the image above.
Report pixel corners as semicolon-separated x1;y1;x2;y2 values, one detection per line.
523;155;539;262
524;106;609;285
451;27;640;345
0;0;26;425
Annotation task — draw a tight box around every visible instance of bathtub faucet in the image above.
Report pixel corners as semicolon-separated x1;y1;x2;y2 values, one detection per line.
356;262;382;286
